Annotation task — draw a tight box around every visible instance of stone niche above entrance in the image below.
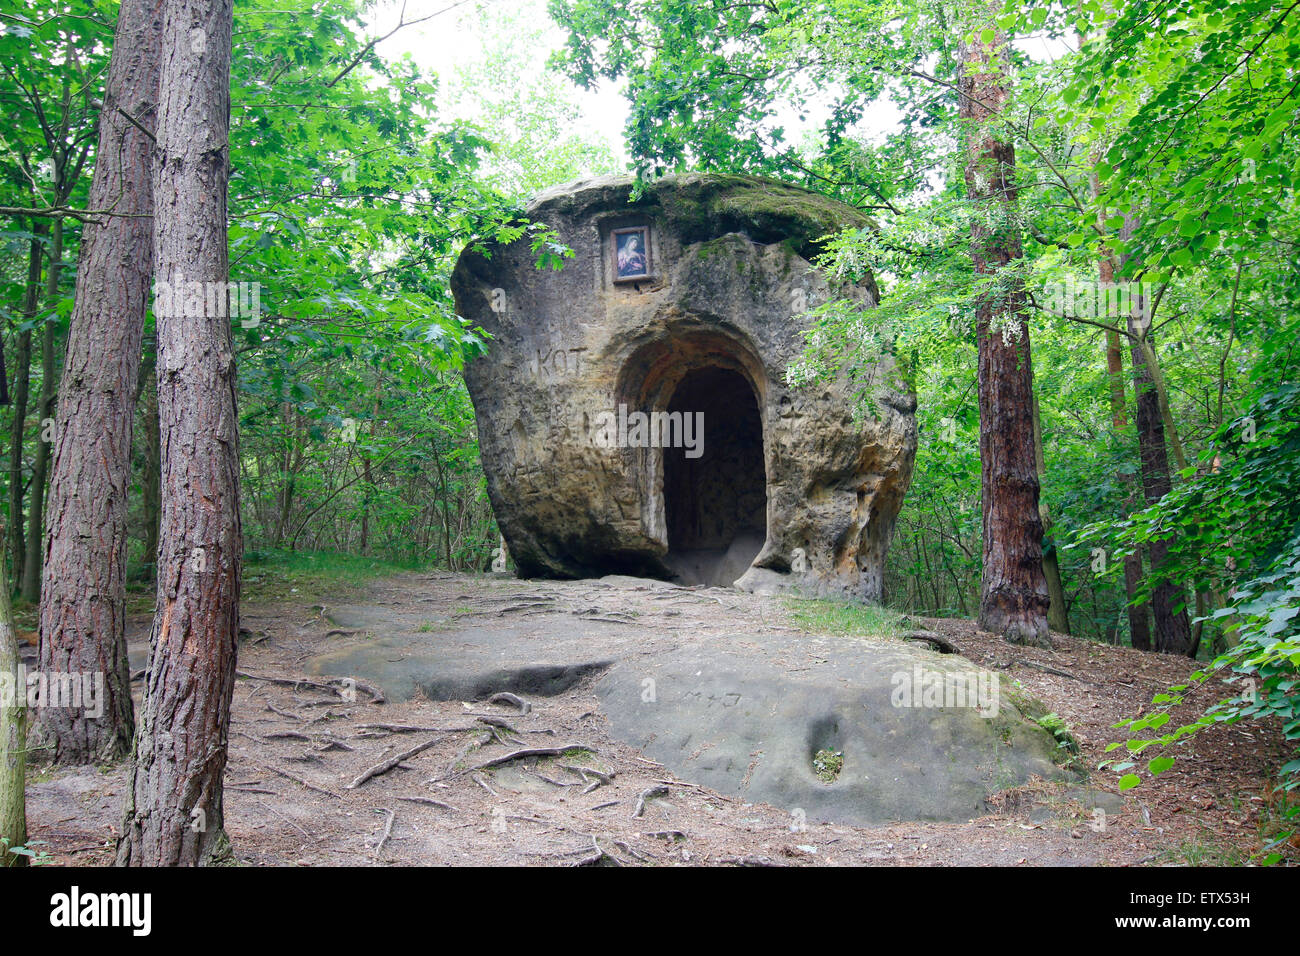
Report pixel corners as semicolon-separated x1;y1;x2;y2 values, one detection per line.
450;173;917;601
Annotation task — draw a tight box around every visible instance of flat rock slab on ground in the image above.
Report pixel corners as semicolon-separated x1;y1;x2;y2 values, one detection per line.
307;575;1066;826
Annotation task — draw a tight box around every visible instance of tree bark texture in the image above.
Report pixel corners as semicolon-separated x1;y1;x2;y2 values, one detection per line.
118;0;241;866
959;22;1050;647
37;0;164;764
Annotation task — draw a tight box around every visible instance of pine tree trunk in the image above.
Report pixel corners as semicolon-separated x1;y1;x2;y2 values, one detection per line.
21;221;62;604
118;0;240;866
959;19;1050;647
36;0;163;764
0;528;25;867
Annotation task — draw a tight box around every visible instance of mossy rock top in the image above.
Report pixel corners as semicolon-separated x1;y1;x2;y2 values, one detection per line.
526;173;872;252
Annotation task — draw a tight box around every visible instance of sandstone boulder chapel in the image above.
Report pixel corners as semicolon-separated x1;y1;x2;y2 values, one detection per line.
452;173;918;597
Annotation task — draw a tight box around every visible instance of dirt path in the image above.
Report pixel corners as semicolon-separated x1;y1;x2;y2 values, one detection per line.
23;572;1291;866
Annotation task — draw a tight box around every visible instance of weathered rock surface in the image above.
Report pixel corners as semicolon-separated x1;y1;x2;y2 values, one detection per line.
306;575;1070;826
452;173;916;600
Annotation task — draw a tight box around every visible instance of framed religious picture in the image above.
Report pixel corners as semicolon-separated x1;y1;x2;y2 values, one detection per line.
611;226;652;281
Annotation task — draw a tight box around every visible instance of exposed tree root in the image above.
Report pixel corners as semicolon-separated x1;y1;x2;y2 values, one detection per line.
238;670;386;704
486;692;530;715
346;735;445;789
467;744;596;773
396;796;458;812
633;785;670;818
372;807;395;861
253;762;342;799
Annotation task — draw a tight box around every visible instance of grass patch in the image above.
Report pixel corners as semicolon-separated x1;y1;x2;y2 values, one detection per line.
1162;835;1246;867
116;549;434;613
784;597;906;639
95;548;435;608
240;549;433;603
813;748;844;783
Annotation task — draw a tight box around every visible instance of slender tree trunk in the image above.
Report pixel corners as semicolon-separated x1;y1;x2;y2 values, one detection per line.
959;18;1050;647
1105;328;1127;428
118;0;240;866
1030;392;1069;634
140;349;161;581
1128;303;1193;655
359;454;371;553
1086;121;1150;647
22;221;62;603
0;528;25;867
1097;254;1152;650
36;0;163;764
7;229;42;590
360;388;379;554
1116;222;1192;655
432;438;452;567
1122;540;1151;650
1136;332;1189;474
271;403;297;548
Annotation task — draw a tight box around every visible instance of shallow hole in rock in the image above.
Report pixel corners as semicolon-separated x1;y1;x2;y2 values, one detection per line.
662;366;766;587
807;715;845;783
414;661;614;702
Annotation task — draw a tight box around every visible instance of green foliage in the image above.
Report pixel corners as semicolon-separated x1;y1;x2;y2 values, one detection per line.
1104;516;1300;861
3;0;622;583
1086;371;1299;853
1035;712;1081;758
213;0;506;568
1012;0;1299;284
1;835;52;865
1076;378;1300;636
550;0;951;208
198;0;600;566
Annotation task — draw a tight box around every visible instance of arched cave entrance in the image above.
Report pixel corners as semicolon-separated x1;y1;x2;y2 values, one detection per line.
661;366;767;586
615;328;769;587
